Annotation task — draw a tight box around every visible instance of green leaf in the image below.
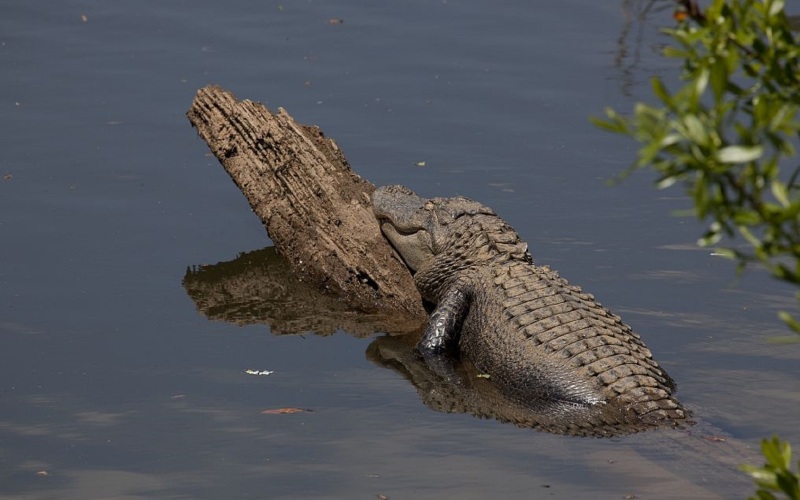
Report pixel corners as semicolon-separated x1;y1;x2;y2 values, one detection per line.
652;78;673;108
763;437;791;470
733;210;763;226
698;232;723;247
662;46;689;59
778;311;800;333
716;145;764;163
741;463;776;483
682;115;709;145
780;441;793;468
590;114;628;134
659;133;681;148
709;57;729;104
768;0;785;17
771;180;791;207
739;226;763;247
656;176;679;189
694;66;710;99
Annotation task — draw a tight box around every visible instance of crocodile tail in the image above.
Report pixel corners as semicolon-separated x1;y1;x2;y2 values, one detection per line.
615;386;690;425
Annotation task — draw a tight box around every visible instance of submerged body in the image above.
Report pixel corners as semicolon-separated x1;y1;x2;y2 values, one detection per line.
373;185;687;431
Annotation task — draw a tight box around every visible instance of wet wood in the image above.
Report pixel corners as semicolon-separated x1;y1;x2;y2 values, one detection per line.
186;85;425;319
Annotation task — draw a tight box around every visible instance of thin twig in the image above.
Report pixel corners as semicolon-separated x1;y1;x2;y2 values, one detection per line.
675;0;706;24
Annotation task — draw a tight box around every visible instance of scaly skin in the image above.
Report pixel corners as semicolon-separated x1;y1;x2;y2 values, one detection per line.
373;185;687;427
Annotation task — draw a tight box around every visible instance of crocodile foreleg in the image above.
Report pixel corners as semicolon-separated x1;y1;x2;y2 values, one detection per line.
418;286;470;356
416;285;471;383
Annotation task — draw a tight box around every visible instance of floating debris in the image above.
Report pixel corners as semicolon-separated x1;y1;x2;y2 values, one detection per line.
245;369;274;376
260;408;313;415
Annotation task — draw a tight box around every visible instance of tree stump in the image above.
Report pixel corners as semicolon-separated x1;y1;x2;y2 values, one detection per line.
187;85;425;321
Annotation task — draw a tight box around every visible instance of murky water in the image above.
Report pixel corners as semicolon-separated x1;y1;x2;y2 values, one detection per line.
2;1;798;499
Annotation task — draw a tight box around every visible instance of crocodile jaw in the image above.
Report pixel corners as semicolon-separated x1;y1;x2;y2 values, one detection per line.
379;222;434;273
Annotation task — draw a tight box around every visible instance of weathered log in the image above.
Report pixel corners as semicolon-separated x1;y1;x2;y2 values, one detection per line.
187;85;425;320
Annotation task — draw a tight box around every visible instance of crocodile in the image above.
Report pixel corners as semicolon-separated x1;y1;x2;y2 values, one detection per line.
372;185;688;431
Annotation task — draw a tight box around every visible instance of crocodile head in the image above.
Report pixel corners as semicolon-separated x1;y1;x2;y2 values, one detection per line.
372;185;528;274
372;185;492;271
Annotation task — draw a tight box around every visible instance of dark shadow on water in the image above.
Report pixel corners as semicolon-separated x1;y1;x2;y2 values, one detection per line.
183;246;685;438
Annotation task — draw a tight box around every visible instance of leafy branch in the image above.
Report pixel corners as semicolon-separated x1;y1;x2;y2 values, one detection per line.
593;0;800;496
593;0;800;335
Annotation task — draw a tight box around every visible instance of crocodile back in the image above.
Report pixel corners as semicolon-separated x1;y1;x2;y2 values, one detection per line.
458;261;687;427
398;195;689;429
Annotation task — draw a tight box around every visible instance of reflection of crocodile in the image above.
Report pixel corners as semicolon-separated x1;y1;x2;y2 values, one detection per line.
367;334;677;437
367;333;758;496
373;185;688;430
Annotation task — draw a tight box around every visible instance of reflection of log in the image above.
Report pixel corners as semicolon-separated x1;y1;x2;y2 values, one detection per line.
182;247;424;337
187;85;424;319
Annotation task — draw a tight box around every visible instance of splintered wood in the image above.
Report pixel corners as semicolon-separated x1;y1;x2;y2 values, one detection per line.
187;85;424;320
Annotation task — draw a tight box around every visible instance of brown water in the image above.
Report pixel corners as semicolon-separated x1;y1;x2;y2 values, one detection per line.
2;1;798;499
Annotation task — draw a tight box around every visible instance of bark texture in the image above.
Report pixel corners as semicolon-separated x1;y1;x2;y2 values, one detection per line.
187;85;424;319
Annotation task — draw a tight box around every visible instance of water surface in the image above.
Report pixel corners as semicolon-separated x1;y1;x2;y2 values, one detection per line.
2;1;798;499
